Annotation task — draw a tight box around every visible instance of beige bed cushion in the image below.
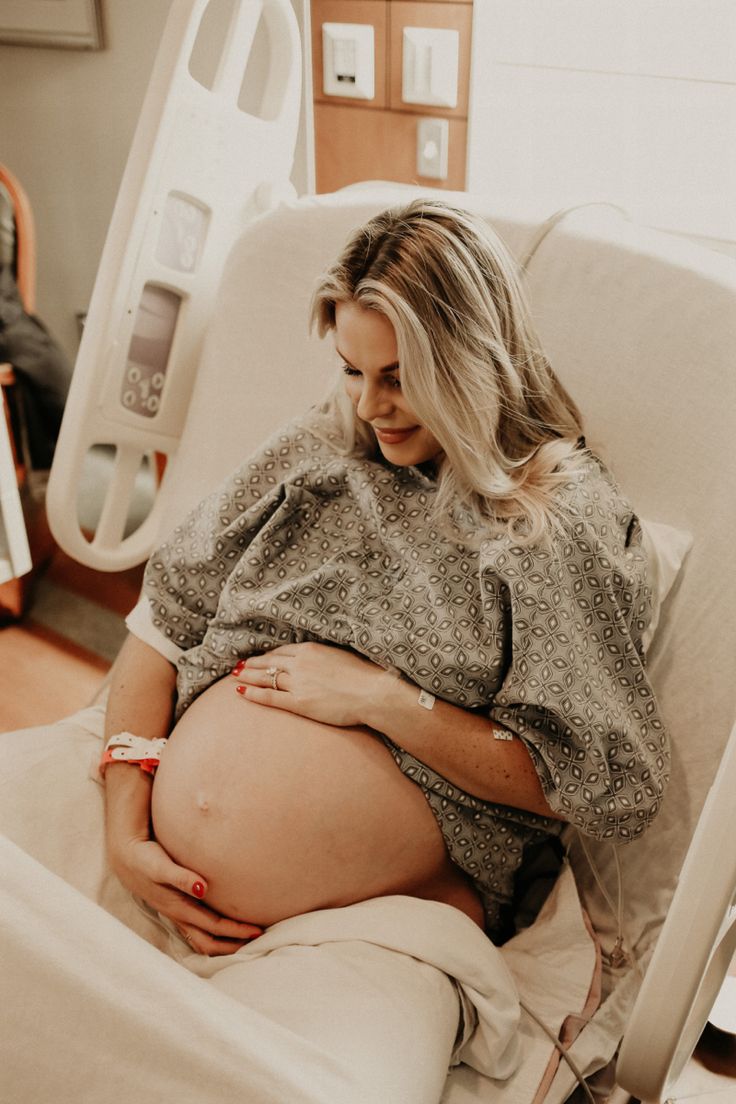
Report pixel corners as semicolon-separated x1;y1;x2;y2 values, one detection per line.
638;519;693;651
520;203;736;913
522;206;736;1098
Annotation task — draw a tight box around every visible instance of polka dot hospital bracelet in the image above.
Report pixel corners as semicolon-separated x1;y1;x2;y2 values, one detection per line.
99;733;168;778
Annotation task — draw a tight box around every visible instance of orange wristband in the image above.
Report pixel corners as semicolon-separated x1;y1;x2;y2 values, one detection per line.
99;733;167;778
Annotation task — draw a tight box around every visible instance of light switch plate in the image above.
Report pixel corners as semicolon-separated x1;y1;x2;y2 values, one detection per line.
403;26;459;108
417;117;449;179
322;22;375;100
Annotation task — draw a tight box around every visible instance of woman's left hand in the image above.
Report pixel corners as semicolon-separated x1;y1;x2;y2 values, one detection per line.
231;643;387;727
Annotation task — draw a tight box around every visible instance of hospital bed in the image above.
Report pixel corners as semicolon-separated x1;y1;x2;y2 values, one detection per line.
7;1;736;1100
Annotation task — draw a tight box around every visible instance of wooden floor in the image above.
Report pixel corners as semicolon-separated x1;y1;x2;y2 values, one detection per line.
0;547;143;731
0;621;108;729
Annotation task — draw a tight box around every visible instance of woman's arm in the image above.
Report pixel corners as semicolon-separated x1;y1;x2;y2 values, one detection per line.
104;634;263;954
234;645;561;820
363;672;560;819
103;633;178;854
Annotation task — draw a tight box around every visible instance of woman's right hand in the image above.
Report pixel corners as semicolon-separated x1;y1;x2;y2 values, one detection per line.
109;835;263;956
102;636;262;956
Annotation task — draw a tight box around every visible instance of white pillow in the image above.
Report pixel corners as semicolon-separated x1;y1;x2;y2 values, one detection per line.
639;518;694;650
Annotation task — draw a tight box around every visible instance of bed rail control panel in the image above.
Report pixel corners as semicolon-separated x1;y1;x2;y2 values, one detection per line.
616;719;736;1101
120;284;181;419
46;0;301;570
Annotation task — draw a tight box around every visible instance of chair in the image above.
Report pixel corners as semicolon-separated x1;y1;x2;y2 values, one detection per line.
0;163;35;606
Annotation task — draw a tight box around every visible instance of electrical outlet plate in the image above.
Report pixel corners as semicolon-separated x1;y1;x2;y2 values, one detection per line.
322;22;375;100
417;117;449;179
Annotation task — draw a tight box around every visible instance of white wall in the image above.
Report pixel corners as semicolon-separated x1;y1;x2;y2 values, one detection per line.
468;0;736;253
0;0;312;365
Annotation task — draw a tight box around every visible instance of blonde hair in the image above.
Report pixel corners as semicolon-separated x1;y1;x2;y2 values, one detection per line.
310;199;585;545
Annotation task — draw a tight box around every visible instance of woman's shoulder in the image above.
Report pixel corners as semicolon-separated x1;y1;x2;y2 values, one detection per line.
561;445;641;551
480;446;645;576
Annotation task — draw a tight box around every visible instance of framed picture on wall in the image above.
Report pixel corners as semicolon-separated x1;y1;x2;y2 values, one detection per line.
0;0;103;49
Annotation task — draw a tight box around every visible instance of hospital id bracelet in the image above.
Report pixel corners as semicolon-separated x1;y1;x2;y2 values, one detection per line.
99;732;168;778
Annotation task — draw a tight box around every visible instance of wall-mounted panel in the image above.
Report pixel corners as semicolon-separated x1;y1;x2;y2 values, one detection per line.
389;1;471;116
311;0;388;108
314;102;467;192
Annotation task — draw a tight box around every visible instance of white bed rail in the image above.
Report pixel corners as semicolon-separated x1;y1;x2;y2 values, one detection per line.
616;720;736;1102
46;0;301;570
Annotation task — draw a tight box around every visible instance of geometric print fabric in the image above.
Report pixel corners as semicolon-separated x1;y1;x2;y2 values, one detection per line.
143;416;669;938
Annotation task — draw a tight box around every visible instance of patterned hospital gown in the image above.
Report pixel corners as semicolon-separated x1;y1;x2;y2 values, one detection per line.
139;413;669;938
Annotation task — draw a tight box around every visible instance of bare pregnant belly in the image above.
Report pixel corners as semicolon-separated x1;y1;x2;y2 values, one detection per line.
151;677;483;928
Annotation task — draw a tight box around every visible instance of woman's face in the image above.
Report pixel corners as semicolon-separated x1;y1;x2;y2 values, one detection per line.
334;300;443;467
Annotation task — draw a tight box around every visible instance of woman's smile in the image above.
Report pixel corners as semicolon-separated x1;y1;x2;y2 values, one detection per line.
373;425;419;445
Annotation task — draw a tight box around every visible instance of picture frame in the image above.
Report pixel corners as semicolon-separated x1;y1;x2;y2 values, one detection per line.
0;0;103;50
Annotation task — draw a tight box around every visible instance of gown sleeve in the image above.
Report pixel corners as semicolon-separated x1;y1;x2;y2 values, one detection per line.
134;415;329;656
485;461;670;843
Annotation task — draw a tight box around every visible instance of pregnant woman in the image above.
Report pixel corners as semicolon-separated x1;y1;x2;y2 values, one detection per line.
5;200;669;1103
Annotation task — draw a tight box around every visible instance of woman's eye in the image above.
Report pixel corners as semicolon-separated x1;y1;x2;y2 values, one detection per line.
341;364;401;389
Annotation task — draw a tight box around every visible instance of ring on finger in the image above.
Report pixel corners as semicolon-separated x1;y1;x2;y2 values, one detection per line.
266;664;282;691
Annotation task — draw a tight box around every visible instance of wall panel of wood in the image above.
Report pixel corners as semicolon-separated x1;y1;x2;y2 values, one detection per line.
314;102;467;193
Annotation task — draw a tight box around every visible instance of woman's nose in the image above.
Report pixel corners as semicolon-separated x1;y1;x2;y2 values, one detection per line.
356;381;393;422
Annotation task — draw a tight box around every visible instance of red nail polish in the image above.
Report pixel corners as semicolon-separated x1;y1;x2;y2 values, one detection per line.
191;881;205;898
236;685;247;696
232;660;245;676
